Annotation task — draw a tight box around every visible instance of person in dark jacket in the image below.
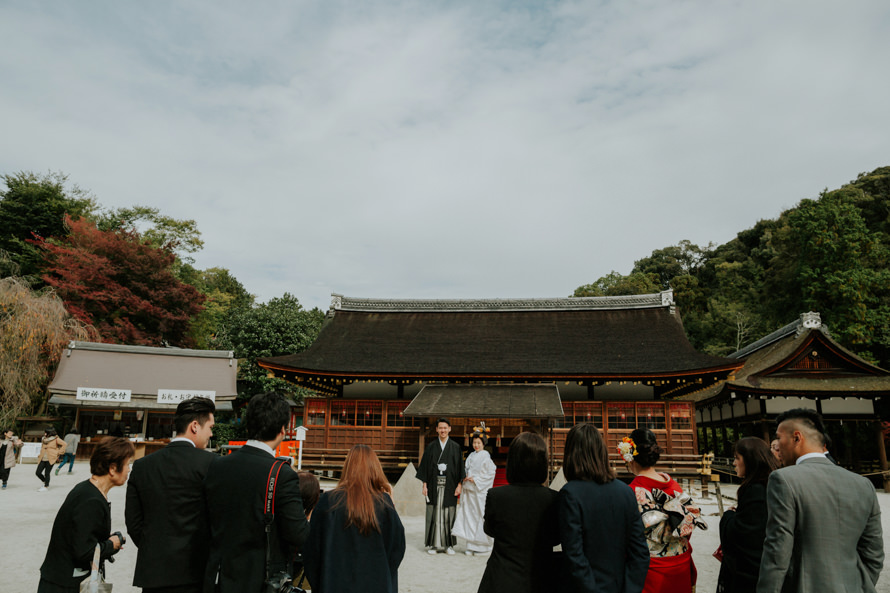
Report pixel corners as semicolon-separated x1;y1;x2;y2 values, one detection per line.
478;431;560;593
203;391;309;593
717;437;777;593
126;396;216;593
38;437;134;593
559;423;649;593
303;444;405;593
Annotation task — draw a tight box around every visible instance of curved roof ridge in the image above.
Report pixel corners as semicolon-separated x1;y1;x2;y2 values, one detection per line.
331;290;674;313
730;312;823;359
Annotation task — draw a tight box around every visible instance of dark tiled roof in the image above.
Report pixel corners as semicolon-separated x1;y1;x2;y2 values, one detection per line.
403;384;564;418
686;319;890;403
260;301;737;377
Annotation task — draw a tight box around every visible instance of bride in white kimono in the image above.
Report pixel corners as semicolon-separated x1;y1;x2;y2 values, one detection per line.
452;429;497;556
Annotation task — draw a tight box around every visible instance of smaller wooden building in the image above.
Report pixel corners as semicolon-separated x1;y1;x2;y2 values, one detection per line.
690;312;890;488
47;341;238;458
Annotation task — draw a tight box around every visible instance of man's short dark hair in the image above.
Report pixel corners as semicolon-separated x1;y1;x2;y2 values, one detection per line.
435;417;451;428
776;408;826;445
174;397;216;435
245;392;291;441
506;431;548;485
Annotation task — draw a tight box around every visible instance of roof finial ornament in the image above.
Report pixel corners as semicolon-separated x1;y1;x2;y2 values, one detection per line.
800;311;821;330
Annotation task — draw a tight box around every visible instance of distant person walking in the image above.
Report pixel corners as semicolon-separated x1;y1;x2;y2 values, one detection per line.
36;428;66;491
757;408;884;593
55;428;80;476
303;444;405;593
1;428;23;489
126;396;216;593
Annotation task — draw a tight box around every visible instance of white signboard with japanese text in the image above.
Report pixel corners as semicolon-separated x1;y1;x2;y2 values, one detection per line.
157;389;216;404
21;442;42;459
76;387;132;403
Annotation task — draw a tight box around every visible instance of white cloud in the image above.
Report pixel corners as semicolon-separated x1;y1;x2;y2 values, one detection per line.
1;1;888;311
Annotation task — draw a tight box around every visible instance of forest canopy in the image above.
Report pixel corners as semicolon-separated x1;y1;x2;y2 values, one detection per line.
574;166;890;367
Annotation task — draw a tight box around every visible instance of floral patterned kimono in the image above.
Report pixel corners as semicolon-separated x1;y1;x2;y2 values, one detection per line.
452;449;497;554
629;473;707;593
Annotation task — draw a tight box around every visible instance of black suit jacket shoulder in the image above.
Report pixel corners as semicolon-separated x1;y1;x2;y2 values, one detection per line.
125;441;216;588
479;483;559;593
204;445;310;593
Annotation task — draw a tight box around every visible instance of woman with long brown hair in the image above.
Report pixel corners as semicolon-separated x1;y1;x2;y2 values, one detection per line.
303;444;405;593
716;437;778;593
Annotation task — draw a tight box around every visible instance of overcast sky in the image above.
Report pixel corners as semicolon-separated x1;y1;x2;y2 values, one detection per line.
1;2;888;312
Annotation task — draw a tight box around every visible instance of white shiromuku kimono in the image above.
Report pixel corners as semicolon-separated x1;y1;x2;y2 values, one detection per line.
452;449;497;553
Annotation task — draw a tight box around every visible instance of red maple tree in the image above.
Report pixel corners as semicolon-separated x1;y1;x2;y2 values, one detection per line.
37;216;206;347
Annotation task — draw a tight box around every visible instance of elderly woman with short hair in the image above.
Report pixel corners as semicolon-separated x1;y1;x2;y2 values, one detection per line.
37;437;134;593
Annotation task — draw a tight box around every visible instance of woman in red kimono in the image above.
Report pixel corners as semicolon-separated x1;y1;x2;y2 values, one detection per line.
622;428;707;593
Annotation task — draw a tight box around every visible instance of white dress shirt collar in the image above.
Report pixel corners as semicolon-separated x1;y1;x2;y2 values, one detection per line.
796;451;827;465
244;439;276;456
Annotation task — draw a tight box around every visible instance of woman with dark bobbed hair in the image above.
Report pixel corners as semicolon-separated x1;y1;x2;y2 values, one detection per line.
716;437;778;593
38;436;135;593
624;428;706;593
560;423;649;593
478;431;559;593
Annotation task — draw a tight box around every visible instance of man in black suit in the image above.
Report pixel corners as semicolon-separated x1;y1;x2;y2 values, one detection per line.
204;391;309;593
126;396;217;593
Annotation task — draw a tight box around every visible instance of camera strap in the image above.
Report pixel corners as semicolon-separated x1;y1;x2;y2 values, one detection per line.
264;459;288;583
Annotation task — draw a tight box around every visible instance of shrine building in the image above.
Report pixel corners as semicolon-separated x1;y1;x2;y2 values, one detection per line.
689;312;890;489
259;291;743;475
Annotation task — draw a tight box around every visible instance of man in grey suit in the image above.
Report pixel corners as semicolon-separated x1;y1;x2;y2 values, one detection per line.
757;408;883;593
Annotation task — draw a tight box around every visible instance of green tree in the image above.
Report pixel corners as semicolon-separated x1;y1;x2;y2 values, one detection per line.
96;205;204;264
212;294;324;401
0;171;97;281
573;271;660;297
632;240;711;290
186;267;256;349
768;191;890;359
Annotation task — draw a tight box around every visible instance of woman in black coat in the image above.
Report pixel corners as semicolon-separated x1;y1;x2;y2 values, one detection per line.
558;423;649;593
716;437;778;593
37;437;134;593
303;445;405;593
478;431;560;593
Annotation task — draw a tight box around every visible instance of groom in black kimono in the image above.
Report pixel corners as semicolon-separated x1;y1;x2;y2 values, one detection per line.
417;418;465;555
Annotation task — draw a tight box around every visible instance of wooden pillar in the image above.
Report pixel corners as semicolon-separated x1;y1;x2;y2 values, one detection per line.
875;421;890;492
